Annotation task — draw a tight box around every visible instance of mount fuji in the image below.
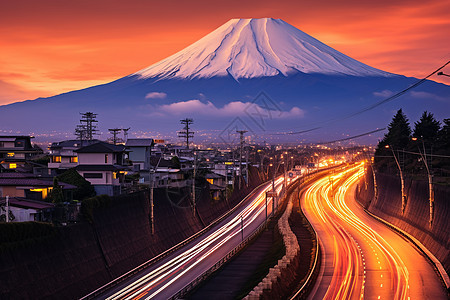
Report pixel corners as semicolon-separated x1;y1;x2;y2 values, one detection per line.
1;18;449;144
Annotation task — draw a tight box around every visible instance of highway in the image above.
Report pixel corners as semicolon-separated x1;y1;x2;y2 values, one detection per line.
94;176;288;299
303;163;447;300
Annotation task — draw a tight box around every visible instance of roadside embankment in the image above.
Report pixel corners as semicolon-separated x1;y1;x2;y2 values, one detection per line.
356;166;450;281
0;168;264;299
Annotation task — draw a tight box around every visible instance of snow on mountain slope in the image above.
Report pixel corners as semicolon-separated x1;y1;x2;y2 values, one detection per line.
134;18;392;80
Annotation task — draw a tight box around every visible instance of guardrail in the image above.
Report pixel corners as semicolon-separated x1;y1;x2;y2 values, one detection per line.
80;180;273;300
288;170;335;299
169;218;268;299
362;207;450;291
81;167;335;300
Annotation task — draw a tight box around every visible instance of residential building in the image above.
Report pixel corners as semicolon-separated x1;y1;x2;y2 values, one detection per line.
0;173;75;201
125;138;154;171
75;141;130;196
47;139;101;174
0;135;42;170
0;197;54;222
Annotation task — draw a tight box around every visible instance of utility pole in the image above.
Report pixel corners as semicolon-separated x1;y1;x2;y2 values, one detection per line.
178;118;194;150
149;155;162;235
79;112;98;141
236;130;247;190
192;153;197;217
108;128;121;145
122;127;130;143
385;145;407;214
6;195;9;223
413;137;434;227
245;144;249;187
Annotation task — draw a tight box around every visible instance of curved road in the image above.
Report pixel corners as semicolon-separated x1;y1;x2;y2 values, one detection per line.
302;163;446;300
93;177;289;299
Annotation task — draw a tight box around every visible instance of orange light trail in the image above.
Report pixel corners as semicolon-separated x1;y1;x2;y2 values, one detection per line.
303;163;410;299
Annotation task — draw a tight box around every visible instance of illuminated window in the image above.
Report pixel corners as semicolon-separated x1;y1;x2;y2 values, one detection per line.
54;156;61;163
30;188;48;199
206;178;214;185
7;153;14;157
70;156;78;163
9;163;17;169
113;172;117;179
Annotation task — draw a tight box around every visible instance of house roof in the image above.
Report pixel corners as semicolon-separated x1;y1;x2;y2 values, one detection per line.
75;164;126;171
50;139;100;150
125;138;154;147
0;197;54;210
76;141;126;153
0;178;76;189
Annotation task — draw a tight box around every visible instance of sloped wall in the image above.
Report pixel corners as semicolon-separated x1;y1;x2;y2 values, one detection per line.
356;167;450;275
0;168;264;299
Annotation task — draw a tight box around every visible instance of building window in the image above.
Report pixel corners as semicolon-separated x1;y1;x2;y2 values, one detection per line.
105;154;108;163
70;156;78;163
9;163;17;169
7;153;14;157
54;156;61;163
84;173;103;179
0;142;4;147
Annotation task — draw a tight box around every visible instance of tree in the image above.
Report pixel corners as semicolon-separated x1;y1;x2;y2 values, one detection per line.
49;177;64;204
57;168;96;200
437;118;450;154
374;109;411;172
413;111;441;144
382;109;412;148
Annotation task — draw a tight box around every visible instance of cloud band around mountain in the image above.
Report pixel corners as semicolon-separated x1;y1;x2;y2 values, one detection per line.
143;99;305;118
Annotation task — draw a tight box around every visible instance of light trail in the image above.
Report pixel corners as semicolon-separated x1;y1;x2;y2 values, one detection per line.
103;177;287;299
304;163;410;299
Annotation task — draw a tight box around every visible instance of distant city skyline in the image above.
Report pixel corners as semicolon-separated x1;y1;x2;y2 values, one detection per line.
1;0;449;105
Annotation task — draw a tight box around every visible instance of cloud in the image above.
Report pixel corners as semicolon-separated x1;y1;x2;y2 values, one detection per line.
145;92;167;99
373;90;394;98
155;99;305;118
409;91;449;102
0;79;43;105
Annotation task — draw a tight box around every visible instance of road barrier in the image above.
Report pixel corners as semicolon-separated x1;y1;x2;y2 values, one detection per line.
80;179;273;300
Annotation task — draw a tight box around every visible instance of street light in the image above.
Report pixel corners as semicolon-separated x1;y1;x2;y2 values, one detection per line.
385;145;407;213
437;71;450;77
412;137;434;227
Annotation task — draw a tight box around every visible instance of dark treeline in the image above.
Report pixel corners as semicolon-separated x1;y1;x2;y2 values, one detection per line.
374;109;450;181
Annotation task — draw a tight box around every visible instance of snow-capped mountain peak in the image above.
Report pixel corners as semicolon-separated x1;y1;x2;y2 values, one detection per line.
134;18;391;80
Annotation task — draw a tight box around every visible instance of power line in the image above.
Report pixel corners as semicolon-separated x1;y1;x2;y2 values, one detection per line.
399;149;450;158
317;127;386;144
271;60;450;136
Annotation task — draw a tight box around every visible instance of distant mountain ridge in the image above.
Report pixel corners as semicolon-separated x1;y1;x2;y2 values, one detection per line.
0;18;448;144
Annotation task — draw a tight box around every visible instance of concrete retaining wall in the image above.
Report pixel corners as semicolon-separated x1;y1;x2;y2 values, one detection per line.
0;168;264;299
356;167;450;276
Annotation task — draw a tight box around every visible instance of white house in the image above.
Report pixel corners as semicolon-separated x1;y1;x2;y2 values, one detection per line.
75;141;129;196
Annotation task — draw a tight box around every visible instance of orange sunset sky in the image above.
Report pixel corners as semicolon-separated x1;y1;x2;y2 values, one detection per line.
1;0;449;106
